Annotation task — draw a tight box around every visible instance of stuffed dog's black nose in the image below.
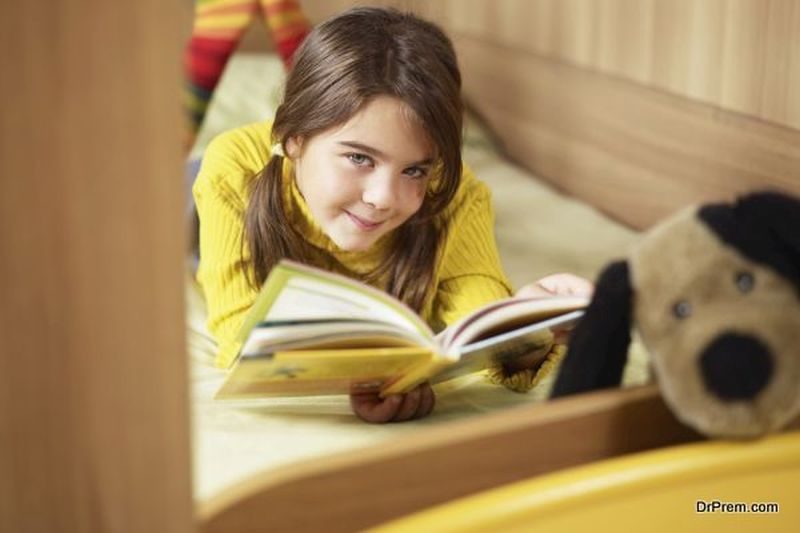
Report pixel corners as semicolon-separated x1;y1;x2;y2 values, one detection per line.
699;333;773;401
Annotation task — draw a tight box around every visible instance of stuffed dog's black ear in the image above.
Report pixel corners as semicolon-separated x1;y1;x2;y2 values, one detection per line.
700;191;800;293
551;260;633;398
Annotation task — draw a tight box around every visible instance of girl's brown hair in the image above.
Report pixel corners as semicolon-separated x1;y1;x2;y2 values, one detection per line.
244;7;463;312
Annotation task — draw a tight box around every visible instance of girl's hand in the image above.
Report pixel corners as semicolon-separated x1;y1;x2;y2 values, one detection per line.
500;345;553;375
516;273;594;299
350;382;436;423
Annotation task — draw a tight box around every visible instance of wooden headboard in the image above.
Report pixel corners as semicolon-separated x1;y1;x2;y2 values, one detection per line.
248;0;800;229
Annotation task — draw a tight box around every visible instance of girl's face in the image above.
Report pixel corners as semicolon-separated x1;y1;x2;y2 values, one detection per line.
287;96;434;252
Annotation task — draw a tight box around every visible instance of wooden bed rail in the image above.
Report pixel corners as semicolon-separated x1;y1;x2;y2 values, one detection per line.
198;385;701;532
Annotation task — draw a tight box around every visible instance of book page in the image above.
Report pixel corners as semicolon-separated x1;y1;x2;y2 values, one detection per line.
240;321;428;357
455;310;583;356
431;310;584;385
438;295;589;350
236;261;436;352
265;276;412;326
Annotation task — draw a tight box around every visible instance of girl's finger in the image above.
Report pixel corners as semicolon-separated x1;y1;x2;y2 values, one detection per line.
392;386;422;422
414;383;435;418
515;282;554;298
350;392;402;423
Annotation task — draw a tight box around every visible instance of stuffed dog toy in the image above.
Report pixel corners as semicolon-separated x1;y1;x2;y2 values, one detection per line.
552;191;800;438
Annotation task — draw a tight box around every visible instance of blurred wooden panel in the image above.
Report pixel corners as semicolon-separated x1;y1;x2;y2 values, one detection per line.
297;0;800;226
0;1;193;532
453;35;800;229
303;0;412;23
392;0;800;131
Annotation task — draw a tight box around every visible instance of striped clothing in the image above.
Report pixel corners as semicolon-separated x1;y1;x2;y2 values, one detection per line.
184;0;310;147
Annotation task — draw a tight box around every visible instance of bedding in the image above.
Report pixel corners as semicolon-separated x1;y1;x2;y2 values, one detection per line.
187;53;647;501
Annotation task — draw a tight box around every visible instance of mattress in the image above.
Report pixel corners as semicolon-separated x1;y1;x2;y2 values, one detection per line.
187;53;647;501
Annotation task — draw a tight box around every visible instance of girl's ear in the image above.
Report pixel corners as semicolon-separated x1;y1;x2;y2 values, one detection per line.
551;260;634;398
285;136;303;159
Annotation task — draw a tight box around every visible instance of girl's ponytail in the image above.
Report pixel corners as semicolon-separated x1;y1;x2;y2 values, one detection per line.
244;151;304;288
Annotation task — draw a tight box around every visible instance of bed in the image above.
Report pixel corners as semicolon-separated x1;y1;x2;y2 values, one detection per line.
190;2;800;531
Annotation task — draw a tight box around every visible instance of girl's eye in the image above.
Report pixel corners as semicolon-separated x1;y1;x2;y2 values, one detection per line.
346;153;372;166
403;167;429;179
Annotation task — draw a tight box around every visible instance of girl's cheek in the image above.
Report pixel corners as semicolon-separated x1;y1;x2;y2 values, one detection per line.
326;169;360;195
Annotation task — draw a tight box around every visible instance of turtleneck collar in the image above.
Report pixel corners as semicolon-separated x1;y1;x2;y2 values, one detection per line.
280;157;392;277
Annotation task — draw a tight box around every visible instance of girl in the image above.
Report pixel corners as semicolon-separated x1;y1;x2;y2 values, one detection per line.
193;7;592;423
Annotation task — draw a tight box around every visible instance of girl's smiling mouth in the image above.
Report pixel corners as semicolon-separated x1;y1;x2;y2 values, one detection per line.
345;210;385;231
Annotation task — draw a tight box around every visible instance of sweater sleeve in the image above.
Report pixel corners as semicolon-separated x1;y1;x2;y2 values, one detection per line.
193;125;270;368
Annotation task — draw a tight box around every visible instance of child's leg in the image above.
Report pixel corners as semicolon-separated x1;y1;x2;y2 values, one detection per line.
183;0;259;150
258;0;311;69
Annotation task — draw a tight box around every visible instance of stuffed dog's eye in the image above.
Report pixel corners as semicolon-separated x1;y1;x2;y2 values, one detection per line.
735;271;755;293
673;300;692;319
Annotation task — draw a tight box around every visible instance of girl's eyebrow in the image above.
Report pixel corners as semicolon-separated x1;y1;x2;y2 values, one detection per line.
338;141;433;166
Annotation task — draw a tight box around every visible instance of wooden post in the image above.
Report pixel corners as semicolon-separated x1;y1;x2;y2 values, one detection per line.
0;1;194;531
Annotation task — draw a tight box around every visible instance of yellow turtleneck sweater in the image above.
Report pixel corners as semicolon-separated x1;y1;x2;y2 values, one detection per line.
194;122;554;390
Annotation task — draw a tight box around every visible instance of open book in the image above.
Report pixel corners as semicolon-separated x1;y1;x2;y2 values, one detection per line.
216;260;588;399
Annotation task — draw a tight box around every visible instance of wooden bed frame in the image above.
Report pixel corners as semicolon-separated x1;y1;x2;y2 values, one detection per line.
3;2;798;532
198;385;701;532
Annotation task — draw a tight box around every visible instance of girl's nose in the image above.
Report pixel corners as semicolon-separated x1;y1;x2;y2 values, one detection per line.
361;173;395;210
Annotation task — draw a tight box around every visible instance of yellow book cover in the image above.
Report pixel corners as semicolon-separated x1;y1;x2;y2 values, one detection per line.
215;260;587;399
